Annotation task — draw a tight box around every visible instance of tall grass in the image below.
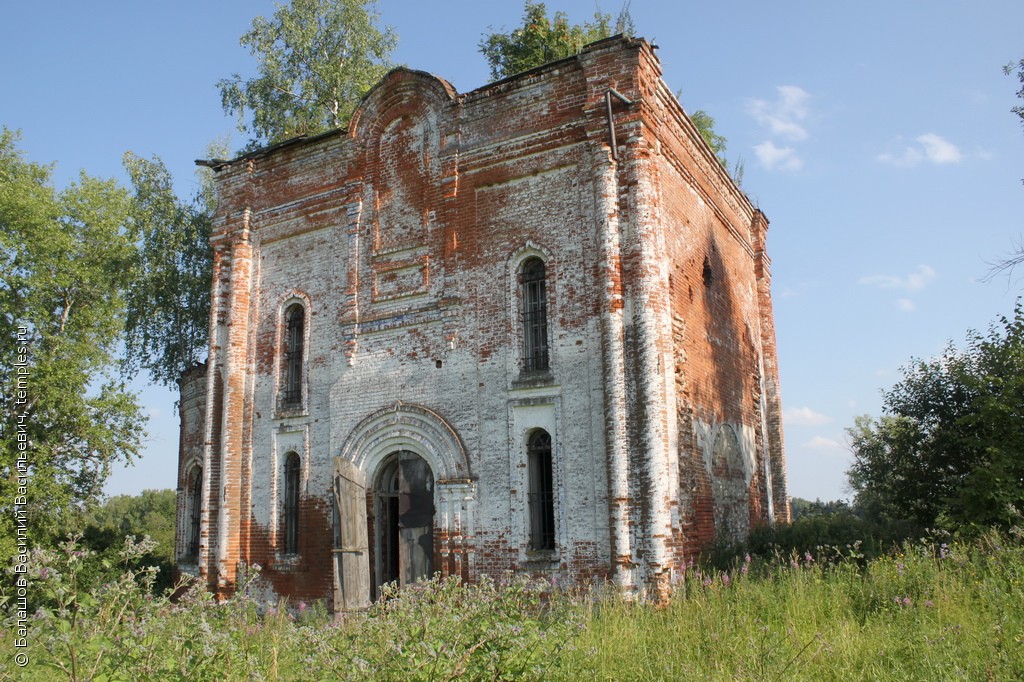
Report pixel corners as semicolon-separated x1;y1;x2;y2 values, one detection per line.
3;532;1021;681
557;533;1024;680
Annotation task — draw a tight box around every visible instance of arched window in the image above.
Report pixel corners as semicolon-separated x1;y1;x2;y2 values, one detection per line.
284;452;301;555
282;303;305;408
520;257;549;372
187;464;203;560
527;429;555;550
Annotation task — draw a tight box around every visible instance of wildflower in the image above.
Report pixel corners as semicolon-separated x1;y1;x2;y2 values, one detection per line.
804;551;814;564
720;573;731;587
897;562;904;575
901;596;911;606
939;543;949;559
924;600;934;608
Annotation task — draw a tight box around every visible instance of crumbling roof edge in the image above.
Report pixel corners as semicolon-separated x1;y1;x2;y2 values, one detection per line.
196;36;650;172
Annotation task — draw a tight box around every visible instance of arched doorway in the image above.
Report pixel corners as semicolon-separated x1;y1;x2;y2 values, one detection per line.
711;424;749;544
374;451;434;590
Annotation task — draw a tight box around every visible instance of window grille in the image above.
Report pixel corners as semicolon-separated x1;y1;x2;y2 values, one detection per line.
282;304;304;407
284;452;300;554
188;466;202;559
520;258;549;372
527;430;555;550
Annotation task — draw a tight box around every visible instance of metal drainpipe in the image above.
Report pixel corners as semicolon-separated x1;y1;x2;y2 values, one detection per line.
606;89;633;160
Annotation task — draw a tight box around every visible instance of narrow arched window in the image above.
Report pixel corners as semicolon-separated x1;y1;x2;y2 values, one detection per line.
520;257;549;372
187;465;203;560
282;304;305;408
527;429;555;550
284;452;300;555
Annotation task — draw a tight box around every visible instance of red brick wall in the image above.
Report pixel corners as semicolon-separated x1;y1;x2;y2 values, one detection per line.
178;36;787;606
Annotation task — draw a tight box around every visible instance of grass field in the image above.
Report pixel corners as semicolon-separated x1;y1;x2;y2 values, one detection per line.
4;531;1022;681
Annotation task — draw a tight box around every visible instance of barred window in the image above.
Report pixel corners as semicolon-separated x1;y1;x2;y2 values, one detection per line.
282;304;305;408
284;452;300;555
527;429;555;551
187;465;203;560
520;257;549;372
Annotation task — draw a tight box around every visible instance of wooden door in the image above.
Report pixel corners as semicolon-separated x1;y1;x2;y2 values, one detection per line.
333;458;370;612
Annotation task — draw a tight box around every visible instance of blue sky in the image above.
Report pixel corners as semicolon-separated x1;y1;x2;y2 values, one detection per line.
4;1;1023;502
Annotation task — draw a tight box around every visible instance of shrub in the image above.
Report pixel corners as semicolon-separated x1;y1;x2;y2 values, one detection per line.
703;512;921;571
4;536;580;681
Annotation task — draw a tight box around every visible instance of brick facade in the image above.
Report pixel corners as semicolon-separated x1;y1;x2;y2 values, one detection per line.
176;36;788;606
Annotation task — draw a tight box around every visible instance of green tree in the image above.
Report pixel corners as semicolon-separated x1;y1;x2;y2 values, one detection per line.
122;152;215;387
847;305;1024;531
985;57;1024;282
687;107;740;179
1007;56;1024;133
78;489;177;592
0;129;145;560
217;0;398;148
478;2;625;81
789;497;856;520
480;3;734;175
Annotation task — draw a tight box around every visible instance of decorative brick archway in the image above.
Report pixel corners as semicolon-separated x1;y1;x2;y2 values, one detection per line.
338;402;477;592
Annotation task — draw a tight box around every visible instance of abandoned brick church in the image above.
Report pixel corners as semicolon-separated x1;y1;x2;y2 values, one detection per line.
175;36;788;608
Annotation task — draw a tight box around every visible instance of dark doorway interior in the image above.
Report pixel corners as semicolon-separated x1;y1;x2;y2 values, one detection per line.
375;451;434;592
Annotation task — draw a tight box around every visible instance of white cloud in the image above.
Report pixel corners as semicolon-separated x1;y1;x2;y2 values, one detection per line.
748;85;810;141
896;298;915;312
785;406;830;426
805;436;847;456
754;141;803;171
877;133;963;167
858;264;937;291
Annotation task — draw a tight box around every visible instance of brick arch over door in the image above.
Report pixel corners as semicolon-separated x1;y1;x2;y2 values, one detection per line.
339;402;470;485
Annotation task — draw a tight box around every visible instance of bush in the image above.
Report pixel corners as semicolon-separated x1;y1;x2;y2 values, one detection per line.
4;536;580;681
703;512;922;571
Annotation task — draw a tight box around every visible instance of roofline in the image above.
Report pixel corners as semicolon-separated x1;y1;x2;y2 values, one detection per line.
197;36;650;172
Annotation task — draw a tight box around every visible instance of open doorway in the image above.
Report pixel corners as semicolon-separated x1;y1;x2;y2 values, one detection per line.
374;451;434;592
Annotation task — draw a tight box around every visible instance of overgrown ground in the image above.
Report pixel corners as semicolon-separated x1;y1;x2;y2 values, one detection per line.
3;531;1022;681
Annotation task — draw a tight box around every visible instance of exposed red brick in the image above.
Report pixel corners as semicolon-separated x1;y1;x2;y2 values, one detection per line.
177;36;788;608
